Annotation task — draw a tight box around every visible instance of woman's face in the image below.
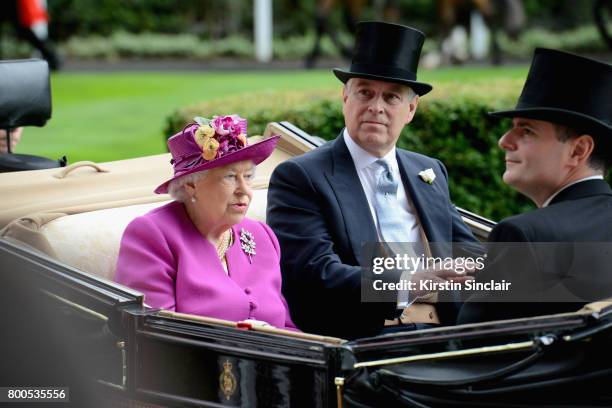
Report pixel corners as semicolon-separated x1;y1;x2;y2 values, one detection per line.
190;160;255;230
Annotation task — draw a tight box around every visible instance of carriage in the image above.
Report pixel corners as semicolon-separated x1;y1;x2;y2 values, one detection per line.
1;60;611;407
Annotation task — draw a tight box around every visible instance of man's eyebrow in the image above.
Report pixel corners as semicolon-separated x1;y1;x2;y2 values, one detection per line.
514;119;537;129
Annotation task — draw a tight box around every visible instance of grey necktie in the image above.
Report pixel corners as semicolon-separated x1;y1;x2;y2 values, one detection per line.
373;159;412;244
373;159;416;307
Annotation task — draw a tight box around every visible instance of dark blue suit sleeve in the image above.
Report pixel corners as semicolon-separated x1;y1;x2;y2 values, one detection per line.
457;221;536;323
267;159;362;291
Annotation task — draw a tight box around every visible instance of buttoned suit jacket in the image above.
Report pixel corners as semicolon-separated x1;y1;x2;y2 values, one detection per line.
267;134;478;339
115;201;296;330
458;179;612;324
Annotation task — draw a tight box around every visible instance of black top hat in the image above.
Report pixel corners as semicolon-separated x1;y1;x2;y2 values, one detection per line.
333;22;432;96
490;48;612;141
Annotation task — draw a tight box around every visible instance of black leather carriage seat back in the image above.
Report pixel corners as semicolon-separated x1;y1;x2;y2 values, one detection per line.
0;58;63;172
0;59;51;129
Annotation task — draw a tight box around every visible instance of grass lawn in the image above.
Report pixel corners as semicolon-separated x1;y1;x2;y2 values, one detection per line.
16;65;528;163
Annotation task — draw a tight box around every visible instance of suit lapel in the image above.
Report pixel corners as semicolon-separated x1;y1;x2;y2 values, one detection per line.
324;135;378;261
396;152;450;243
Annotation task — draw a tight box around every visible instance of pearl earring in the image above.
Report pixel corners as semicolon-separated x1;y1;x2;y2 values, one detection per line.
190;196;196;203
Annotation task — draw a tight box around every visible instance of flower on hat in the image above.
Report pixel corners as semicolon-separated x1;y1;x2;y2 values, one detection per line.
194;125;215;148
192;114;248;161
202;138;219;160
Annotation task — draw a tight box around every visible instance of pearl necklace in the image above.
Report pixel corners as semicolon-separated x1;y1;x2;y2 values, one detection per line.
215;229;232;260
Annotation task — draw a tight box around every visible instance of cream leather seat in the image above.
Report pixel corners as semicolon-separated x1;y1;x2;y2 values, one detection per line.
42;201;168;281
2;189;269;281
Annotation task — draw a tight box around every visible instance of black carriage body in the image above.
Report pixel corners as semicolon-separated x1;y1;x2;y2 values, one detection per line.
3;238;612;407
128;315;337;407
0;238;339;407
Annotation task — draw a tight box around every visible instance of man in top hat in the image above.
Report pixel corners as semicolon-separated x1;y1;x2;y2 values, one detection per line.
458;48;612;323
267;22;479;339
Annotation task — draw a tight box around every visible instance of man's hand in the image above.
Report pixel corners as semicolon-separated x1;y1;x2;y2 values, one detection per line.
408;258;476;298
0;128;23;153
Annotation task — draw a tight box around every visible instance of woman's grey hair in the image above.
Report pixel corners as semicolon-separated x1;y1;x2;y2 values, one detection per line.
167;170;208;202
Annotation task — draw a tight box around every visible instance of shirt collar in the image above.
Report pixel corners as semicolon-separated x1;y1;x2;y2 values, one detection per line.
343;128;398;172
541;175;605;207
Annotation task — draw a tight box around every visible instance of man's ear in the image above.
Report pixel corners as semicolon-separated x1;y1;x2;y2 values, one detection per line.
405;94;419;124
342;82;349;104
569;134;595;166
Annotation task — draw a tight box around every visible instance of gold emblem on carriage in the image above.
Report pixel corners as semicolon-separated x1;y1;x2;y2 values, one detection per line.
219;360;237;400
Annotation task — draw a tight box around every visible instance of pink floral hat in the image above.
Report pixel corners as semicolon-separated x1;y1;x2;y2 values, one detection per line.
154;114;279;194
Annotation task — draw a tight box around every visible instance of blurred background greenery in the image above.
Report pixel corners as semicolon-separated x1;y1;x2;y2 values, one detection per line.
2;0;610;220
1;0;609;60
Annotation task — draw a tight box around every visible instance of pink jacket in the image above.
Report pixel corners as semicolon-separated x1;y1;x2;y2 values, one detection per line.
115;201;297;330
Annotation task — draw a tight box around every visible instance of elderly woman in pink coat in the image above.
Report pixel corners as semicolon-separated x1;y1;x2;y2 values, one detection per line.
115;115;297;330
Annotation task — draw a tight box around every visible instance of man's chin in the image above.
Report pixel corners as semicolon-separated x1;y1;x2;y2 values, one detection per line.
360;126;387;138
360;131;387;143
502;172;517;187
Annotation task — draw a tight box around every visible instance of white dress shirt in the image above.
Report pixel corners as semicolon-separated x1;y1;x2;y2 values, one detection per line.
343;129;422;243
343;130;422;308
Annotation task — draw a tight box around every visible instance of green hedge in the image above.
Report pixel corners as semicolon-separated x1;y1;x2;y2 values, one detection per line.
164;82;535;222
498;25;612;58
48;23;610;60
46;0;595;40
59;32;345;60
